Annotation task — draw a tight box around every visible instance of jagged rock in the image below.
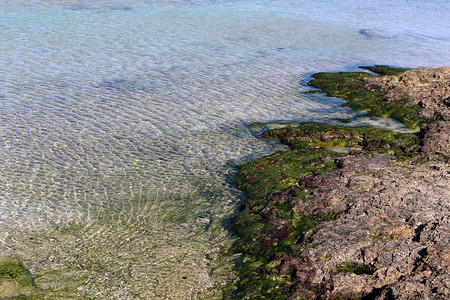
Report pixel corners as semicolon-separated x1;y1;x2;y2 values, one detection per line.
419;121;450;162
364;67;450;121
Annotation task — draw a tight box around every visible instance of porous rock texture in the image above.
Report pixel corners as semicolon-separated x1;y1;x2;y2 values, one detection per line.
419;120;450;162
364;67;450;121
286;68;449;299
287;153;449;299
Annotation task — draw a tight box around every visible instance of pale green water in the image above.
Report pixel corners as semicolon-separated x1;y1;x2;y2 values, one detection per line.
0;0;449;298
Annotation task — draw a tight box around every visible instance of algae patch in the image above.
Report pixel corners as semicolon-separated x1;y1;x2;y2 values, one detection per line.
337;263;374;275
228;130;341;299
226;122;419;299
307;65;425;129
0;257;88;299
0;258;37;298
262;123;418;160
359;65;410;76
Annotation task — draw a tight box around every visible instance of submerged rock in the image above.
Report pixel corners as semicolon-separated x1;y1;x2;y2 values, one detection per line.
359;29;396;39
0;257;87;299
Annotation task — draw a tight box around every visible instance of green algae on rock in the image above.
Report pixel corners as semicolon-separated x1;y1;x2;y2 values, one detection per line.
359;65;410;76
262;123;419;159
0;257;88;300
226;122;419;299
307;65;427;129
336;262;374;275
0;258;38;299
227;66;450;299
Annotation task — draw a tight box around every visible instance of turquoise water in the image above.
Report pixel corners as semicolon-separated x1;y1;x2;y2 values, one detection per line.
0;0;449;298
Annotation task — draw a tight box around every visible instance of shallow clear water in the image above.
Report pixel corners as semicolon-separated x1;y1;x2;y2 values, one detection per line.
0;0;449;298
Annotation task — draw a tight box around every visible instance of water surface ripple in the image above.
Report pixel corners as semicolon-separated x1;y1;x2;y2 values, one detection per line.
0;0;449;298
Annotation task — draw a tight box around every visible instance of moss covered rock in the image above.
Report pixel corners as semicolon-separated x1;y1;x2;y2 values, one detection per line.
0;257;87;299
307;65;428;129
227;66;449;299
0;258;40;299
227;122;419;299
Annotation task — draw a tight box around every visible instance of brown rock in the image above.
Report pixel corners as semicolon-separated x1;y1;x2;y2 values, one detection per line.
286;155;450;299
419;121;450;162
364;67;450;121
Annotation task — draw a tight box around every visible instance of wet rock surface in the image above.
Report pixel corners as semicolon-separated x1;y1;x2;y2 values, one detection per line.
228;66;450;299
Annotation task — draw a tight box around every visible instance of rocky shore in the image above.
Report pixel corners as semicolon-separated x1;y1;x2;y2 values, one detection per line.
227;66;449;299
